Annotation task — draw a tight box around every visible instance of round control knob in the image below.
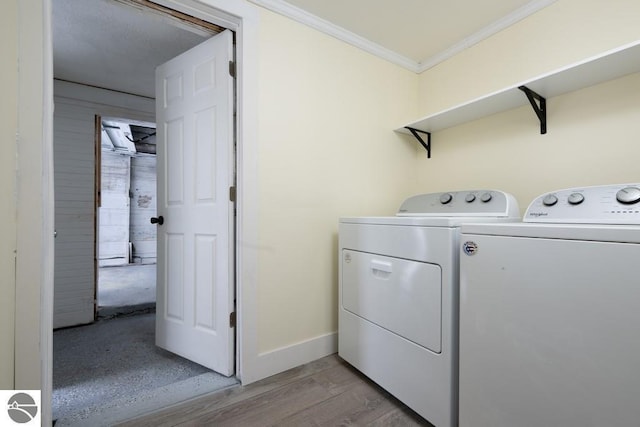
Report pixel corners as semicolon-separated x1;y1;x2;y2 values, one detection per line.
480;192;492;203
616;186;640;204
465;193;476;203
567;192;584;205
440;193;453;204
542;194;558;206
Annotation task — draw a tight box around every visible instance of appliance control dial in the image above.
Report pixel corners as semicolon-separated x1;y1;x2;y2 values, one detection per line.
525;183;640;224
396;190;518;217
616;186;640;204
480;192;492;203
567;193;585;205
440;193;453;204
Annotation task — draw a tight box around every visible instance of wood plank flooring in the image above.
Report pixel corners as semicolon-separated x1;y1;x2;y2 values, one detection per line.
117;354;433;426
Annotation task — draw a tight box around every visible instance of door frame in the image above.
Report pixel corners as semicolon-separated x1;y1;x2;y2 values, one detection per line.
95;114;101;319
21;1;260;425
95;114;159;317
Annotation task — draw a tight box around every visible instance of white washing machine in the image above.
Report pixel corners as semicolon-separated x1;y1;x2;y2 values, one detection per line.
459;183;640;427
339;190;520;427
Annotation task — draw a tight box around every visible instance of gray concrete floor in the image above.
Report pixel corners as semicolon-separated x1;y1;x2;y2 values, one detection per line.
98;263;156;309
53;264;239;426
53;313;238;426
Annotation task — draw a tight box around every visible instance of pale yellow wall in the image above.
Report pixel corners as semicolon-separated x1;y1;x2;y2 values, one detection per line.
0;1;18;389
414;72;640;210
256;8;418;353
414;0;640;210
418;0;640;115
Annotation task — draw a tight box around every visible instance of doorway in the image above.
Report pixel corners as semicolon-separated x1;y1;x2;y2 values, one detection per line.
97;117;158;318
51;0;239;423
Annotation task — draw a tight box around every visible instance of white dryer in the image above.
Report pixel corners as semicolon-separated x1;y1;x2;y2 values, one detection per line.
339;190;519;427
459;183;640;427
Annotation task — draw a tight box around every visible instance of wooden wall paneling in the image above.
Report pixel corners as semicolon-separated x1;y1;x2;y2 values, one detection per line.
129;153;157;264
53;101;97;328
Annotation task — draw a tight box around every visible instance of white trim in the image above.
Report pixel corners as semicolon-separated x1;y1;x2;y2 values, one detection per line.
16;1;54;426
249;0;557;74
231;10;261;386
248;0;419;72
417;0;558;72
253;332;338;382
41;2;55;425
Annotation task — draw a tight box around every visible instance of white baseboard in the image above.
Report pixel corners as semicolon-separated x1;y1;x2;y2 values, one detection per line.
252;332;337;383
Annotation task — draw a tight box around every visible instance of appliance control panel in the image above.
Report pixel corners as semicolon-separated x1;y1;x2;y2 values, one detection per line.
397;190;519;217
524;183;640;224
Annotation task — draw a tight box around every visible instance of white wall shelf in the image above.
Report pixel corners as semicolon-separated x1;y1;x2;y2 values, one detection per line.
396;40;640;155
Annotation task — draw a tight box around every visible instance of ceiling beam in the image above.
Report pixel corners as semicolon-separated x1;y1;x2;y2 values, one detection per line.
114;0;226;35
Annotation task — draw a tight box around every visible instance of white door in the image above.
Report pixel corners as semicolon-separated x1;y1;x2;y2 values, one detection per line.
155;30;235;375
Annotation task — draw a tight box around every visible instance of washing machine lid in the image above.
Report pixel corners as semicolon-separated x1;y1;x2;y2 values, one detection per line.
461;222;640;244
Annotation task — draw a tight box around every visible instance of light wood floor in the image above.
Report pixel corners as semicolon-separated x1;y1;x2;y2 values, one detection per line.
117;354;433;426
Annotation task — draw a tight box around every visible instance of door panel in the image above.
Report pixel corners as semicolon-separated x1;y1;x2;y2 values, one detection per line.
155;29;234;375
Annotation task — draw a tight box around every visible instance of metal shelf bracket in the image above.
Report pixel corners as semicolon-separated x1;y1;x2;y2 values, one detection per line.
405;127;432;158
518;85;547;134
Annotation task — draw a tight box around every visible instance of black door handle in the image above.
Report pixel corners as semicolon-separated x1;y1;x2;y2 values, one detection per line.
150;216;164;225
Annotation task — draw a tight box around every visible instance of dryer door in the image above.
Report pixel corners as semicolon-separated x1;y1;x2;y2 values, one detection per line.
342;249;442;353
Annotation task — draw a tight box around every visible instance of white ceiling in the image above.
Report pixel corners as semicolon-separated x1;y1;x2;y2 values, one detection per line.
53;0;556;97
53;0;211;98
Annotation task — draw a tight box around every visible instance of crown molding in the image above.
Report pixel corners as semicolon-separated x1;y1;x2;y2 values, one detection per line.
417;0;558;72
248;0;420;72
249;0;557;74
